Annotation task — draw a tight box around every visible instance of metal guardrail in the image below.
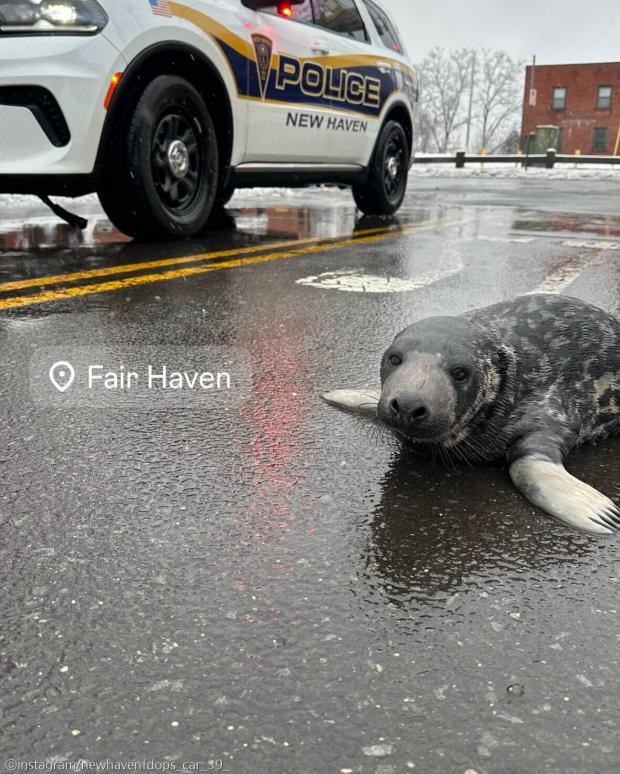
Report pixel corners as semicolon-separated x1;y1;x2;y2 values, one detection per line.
414;151;620;168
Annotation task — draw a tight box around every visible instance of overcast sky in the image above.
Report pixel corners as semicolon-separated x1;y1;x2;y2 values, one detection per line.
389;0;620;66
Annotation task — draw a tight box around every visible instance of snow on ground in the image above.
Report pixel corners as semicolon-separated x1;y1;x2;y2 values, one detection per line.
0;192;101;223
410;162;620;181
0;163;617;220
0;188;355;220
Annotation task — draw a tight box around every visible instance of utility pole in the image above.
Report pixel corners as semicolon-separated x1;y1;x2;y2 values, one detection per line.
524;54;537;157
465;51;476;151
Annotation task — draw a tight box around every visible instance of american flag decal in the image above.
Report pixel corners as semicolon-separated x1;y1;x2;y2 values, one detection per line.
149;0;172;17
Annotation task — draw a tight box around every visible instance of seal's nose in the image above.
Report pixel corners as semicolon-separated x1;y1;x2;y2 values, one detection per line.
389;395;429;424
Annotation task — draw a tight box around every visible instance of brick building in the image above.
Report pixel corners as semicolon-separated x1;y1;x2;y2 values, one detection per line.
521;61;620;155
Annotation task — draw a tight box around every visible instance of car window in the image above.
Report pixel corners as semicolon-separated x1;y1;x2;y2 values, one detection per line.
260;1;315;24
364;0;403;53
312;0;368;42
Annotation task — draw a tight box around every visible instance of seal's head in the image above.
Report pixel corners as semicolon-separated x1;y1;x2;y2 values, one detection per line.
378;316;505;443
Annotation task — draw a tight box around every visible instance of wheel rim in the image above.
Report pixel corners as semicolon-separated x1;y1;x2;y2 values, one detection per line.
151;109;203;214
383;130;407;201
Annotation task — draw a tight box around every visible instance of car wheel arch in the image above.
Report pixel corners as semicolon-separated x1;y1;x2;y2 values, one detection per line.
96;42;234;185
380;101;414;159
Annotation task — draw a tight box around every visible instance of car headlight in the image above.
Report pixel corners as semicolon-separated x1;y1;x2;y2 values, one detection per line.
0;0;108;34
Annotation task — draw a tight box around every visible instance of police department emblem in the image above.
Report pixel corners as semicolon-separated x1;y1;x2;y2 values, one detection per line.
252;34;273;100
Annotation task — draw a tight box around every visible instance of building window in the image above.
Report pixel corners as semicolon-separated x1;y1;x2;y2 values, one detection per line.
597;85;613;110
312;0;368;42
593;127;609;153
556;128;564;152
364;0;403;53
552;87;567;110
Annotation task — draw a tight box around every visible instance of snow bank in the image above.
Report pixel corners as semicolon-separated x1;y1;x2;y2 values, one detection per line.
410;162;620;181
0;192;101;225
0;187;355;219
0;192;100;210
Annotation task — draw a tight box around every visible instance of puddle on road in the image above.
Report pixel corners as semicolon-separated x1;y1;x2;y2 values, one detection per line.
0;208;129;251
0;197;418;253
512;212;620;240
0;198;452;292
357;447;599;614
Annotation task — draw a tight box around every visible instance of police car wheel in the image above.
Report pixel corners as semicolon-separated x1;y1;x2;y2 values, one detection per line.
98;75;218;240
353;121;409;216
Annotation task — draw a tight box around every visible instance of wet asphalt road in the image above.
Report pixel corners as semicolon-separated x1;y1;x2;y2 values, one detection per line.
1;178;620;774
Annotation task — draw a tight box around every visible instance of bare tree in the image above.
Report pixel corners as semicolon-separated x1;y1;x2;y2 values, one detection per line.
417;47;473;152
495;129;520;154
474;50;524;153
414;109;435;153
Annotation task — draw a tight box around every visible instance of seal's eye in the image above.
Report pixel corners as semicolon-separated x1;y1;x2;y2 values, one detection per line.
451;367;469;384
389;354;402;367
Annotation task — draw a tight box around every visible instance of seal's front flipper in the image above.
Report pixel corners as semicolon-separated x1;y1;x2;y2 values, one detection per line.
322;388;381;416
509;454;620;536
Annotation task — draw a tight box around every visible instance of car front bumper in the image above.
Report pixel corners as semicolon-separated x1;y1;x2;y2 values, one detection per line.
0;33;125;187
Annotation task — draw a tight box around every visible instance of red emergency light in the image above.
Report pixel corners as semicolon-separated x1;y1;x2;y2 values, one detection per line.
278;2;294;17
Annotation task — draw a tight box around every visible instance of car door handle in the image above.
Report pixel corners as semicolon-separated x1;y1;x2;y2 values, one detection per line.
311;40;330;55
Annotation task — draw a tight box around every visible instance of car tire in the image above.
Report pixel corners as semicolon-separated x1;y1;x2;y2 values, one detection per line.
353;120;409;216
98;75;218;240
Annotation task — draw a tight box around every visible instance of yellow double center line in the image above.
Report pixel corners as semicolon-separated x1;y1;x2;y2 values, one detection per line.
0;216;469;311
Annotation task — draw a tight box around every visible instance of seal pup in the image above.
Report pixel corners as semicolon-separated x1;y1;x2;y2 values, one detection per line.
323;294;620;536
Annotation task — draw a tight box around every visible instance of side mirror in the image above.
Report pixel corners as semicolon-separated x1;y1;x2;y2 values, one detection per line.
242;0;305;9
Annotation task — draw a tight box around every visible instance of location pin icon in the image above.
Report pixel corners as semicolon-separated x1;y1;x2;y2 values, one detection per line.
49;361;75;393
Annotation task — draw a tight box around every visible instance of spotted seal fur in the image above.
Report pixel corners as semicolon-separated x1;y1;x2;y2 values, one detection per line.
324;294;620;536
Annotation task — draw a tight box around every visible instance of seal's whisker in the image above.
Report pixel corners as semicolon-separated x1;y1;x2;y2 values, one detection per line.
452;443;474;468
358;420;395;449
459;436;485;464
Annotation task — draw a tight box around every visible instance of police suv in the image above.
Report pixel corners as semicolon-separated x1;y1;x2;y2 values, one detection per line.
0;0;418;239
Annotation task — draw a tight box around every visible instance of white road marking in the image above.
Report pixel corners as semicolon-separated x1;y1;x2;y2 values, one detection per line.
478;236;536;244
528;239;620;295
296;263;463;294
527;254;594;295
561;240;620;250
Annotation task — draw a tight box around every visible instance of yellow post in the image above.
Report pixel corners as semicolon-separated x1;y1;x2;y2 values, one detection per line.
480;147;488;168
574;149;581;168
613;126;620;157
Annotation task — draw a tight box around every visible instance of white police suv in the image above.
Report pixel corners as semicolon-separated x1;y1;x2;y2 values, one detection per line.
0;0;418;239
